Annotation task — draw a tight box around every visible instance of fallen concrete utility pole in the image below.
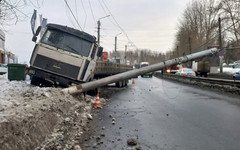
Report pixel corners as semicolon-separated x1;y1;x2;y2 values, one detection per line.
63;48;219;94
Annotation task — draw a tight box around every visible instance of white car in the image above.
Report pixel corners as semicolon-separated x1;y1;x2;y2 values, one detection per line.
176;68;196;76
0;64;7;75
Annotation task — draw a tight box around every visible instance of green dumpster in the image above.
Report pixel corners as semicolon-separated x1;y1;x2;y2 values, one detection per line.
7;64;27;81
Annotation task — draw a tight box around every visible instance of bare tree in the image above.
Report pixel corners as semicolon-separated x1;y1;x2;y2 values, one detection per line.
173;0;221;57
221;0;240;45
0;0;42;29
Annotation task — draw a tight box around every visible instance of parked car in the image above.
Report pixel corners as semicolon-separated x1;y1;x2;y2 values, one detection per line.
233;71;240;80
175;68;196;76
0;64;7;75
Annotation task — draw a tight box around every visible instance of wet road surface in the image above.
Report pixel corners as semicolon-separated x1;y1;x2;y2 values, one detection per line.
81;76;240;150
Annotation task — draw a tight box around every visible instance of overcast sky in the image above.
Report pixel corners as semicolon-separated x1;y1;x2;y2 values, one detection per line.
5;0;191;63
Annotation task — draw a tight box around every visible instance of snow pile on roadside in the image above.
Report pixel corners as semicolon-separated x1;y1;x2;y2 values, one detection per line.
218;67;240;74
0;77;102;150
0;78;33;112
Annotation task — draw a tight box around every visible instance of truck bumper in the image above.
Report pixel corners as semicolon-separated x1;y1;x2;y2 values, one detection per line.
29;67;81;87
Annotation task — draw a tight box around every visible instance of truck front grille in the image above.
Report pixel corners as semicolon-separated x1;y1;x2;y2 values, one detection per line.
33;54;80;79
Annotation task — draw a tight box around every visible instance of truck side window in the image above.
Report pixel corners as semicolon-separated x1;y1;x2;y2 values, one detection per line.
90;45;97;59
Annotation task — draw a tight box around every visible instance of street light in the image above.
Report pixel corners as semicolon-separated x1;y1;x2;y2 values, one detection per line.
115;32;122;60
97;15;110;46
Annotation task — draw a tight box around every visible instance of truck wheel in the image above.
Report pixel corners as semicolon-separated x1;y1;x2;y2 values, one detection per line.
116;81;123;88
125;80;128;86
122;80;126;87
86;88;98;96
31;76;40;86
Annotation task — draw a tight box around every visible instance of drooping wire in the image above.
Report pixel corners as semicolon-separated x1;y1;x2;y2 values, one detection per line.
80;0;87;30
75;0;79;22
101;0;138;49
97;0;117;27
193;19;240;51
65;4;77;29
64;0;83;31
88;0;96;24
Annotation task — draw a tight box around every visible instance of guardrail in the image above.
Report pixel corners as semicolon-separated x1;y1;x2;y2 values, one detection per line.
154;72;240;93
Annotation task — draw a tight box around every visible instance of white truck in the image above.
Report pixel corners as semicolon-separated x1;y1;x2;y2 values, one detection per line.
28;24;131;87
192;60;210;77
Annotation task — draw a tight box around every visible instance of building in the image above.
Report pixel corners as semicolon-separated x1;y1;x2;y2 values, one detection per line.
0;30;5;64
0;29;18;64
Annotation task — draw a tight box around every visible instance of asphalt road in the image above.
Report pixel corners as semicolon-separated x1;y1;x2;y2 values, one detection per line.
81;76;240;150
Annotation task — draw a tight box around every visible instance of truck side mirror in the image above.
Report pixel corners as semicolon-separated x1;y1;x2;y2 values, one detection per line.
97;47;103;57
32;26;42;42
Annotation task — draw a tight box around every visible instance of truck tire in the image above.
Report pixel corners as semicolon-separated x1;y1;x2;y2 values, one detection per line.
86;88;98;96
31;76;41;86
125;80;128;86
122;80;126;87
116;81;123;88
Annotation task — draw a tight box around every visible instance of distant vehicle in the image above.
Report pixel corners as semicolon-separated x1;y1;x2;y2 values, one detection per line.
233;71;240;80
140;62;152;77
175;68;196;76
134;64;140;69
166;64;183;74
233;60;240;66
0;64;7;75
192;60;210;77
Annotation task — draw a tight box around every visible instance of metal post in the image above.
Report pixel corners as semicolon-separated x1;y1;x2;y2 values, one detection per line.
97;15;110;46
125;45;127;64
219;17;223;73
177;45;179;57
63;48;219;94
114;32;122;60
188;36;192;68
114;36;117;60
97;20;100;46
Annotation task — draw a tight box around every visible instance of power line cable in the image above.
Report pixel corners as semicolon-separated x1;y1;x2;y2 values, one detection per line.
75;0;79;22
80;0;87;30
98;0;118;26
194;18;240;51
101;0;138;49
64;0;83;30
88;0;96;24
65;4;77;29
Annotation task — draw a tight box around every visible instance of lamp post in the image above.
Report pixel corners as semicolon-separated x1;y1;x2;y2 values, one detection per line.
97;15;110;46
114;32;122;60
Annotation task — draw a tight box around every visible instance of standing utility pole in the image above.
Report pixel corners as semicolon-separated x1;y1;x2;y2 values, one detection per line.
97;20;100;46
97;15;110;46
188;36;192;67
219;17;223;73
125;45;127;64
114;32;122;60
188;36;192;54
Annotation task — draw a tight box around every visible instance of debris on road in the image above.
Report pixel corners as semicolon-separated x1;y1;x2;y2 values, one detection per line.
127;138;138;146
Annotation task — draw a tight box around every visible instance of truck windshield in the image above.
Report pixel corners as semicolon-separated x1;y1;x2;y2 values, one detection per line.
41;29;92;57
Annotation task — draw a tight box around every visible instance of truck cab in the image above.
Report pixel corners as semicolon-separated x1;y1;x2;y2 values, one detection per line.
29;24;102;87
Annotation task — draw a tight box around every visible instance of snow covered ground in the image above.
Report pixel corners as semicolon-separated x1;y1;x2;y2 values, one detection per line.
0;75;109;150
218;67;240;74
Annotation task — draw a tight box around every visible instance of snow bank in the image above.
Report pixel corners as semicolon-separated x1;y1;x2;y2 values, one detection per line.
0;77;99;150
